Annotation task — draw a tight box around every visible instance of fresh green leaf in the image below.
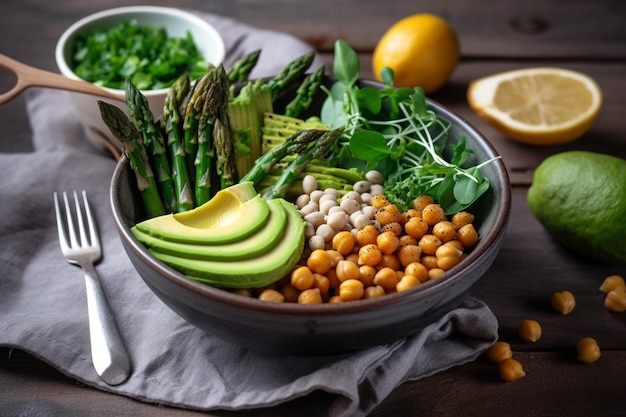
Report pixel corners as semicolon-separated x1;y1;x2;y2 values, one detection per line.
333;40;360;87
349;130;390;161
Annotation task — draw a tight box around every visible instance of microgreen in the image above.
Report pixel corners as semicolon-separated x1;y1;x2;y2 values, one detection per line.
321;40;500;213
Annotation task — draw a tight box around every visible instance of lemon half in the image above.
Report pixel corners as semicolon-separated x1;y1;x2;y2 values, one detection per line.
467;67;602;145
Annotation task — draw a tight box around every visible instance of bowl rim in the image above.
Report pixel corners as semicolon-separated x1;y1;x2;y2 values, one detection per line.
54;5;225;97
110;93;511;316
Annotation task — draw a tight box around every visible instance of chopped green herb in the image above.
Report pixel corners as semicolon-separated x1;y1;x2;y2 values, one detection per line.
72;19;208;90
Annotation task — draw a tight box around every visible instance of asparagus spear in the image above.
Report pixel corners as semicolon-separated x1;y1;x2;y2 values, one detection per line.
213;64;238;189
182;72;211;178
284;65;325;118
227;49;261;84
163;73;194;212
239;129;327;186
125;79;177;213
267;50;315;100
262;127;344;199
195;64;230;205
98;101;166;218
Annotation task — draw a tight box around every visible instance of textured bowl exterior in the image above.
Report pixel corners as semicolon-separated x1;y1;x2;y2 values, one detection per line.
55;6;225;149
110;80;511;356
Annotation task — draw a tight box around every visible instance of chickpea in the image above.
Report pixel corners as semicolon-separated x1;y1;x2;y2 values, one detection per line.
576;337;601;363
298;288;323;304
600;274;626;293
435;242;463;270
377;231;401;255
403;208;421;222
336;259;361;282
232;288;252;297
332;231;356;256
307;249;335;274
397;244;422;267
422;203;445;225
604;287;626;313
345;253;360;264
428;268;446;280
498;358;526;382
359;265;377;287
396;274;421;292
375;204;404;225
370;194;390;209
363;285;386;299
457;223;479;248
358;244;383;266
399;235;418;246
339;279;365;301
551;290;576;315
518;319;542;342
445;239;465;252
432;221;456;243
421;255;439;270
486;341;513;364
258;288;285;302
451;211;475;230
325;249;344;266
313;273;330;295
326;269;341;290
412;195;434;212
382;221;403;236
328;295;343;303
279;283;300;303
418;234;442;256
356;224;379;246
404;217;429;239
290;266;315;291
405;261;429;283
373;267;399;290
377;253;401;271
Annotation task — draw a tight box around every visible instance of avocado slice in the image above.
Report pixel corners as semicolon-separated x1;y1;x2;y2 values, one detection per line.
150;199;306;289
131;198;287;261
133;182;270;244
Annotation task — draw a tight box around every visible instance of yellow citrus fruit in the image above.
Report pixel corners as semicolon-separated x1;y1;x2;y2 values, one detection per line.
467;67;602;145
372;14;460;94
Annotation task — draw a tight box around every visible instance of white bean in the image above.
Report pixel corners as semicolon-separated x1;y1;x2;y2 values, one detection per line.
303;211;325;228
343;190;362;203
327;211;349;231
319;199;338;215
309;190;325;203
340;198;361;215
328;205;345;215
366;170;384;184
296;193;310;209
299;201;319;216
360;192;373;204
362;205;377;219
370;184;385;196
324;188;340;198
316;224;336;242
353;180;371;194
304;222;316;240
302;175;318;194
352;213;372;230
319;193;338;203
308;235;326;251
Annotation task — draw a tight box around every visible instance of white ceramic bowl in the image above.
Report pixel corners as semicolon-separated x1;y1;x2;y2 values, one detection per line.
55;6;225;150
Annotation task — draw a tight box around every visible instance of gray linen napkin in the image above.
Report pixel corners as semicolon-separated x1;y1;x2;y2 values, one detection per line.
0;12;499;417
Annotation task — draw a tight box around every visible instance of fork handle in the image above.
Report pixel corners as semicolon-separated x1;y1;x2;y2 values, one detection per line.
83;263;132;385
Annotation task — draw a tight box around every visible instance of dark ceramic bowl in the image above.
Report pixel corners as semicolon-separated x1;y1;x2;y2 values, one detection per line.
110;78;511;356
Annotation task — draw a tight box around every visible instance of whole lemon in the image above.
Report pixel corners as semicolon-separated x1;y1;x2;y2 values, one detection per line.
372;14;460;94
528;151;626;265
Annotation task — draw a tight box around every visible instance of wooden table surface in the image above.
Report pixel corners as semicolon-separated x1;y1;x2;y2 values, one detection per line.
1;0;625;415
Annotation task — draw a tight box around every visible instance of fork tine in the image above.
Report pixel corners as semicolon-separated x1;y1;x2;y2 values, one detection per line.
53;192;70;251
81;191;101;250
63;191;80;248
73;190;89;247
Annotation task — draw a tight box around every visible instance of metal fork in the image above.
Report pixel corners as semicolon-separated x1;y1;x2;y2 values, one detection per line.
54;191;131;386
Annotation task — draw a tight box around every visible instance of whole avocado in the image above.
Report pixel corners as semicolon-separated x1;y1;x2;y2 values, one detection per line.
527;150;626;265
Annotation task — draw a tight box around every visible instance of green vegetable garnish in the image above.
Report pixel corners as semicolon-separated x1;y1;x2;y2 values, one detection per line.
72;19;209;90
321;40;500;214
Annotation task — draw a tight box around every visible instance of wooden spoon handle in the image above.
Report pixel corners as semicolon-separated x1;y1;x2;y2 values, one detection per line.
0;53;124;104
